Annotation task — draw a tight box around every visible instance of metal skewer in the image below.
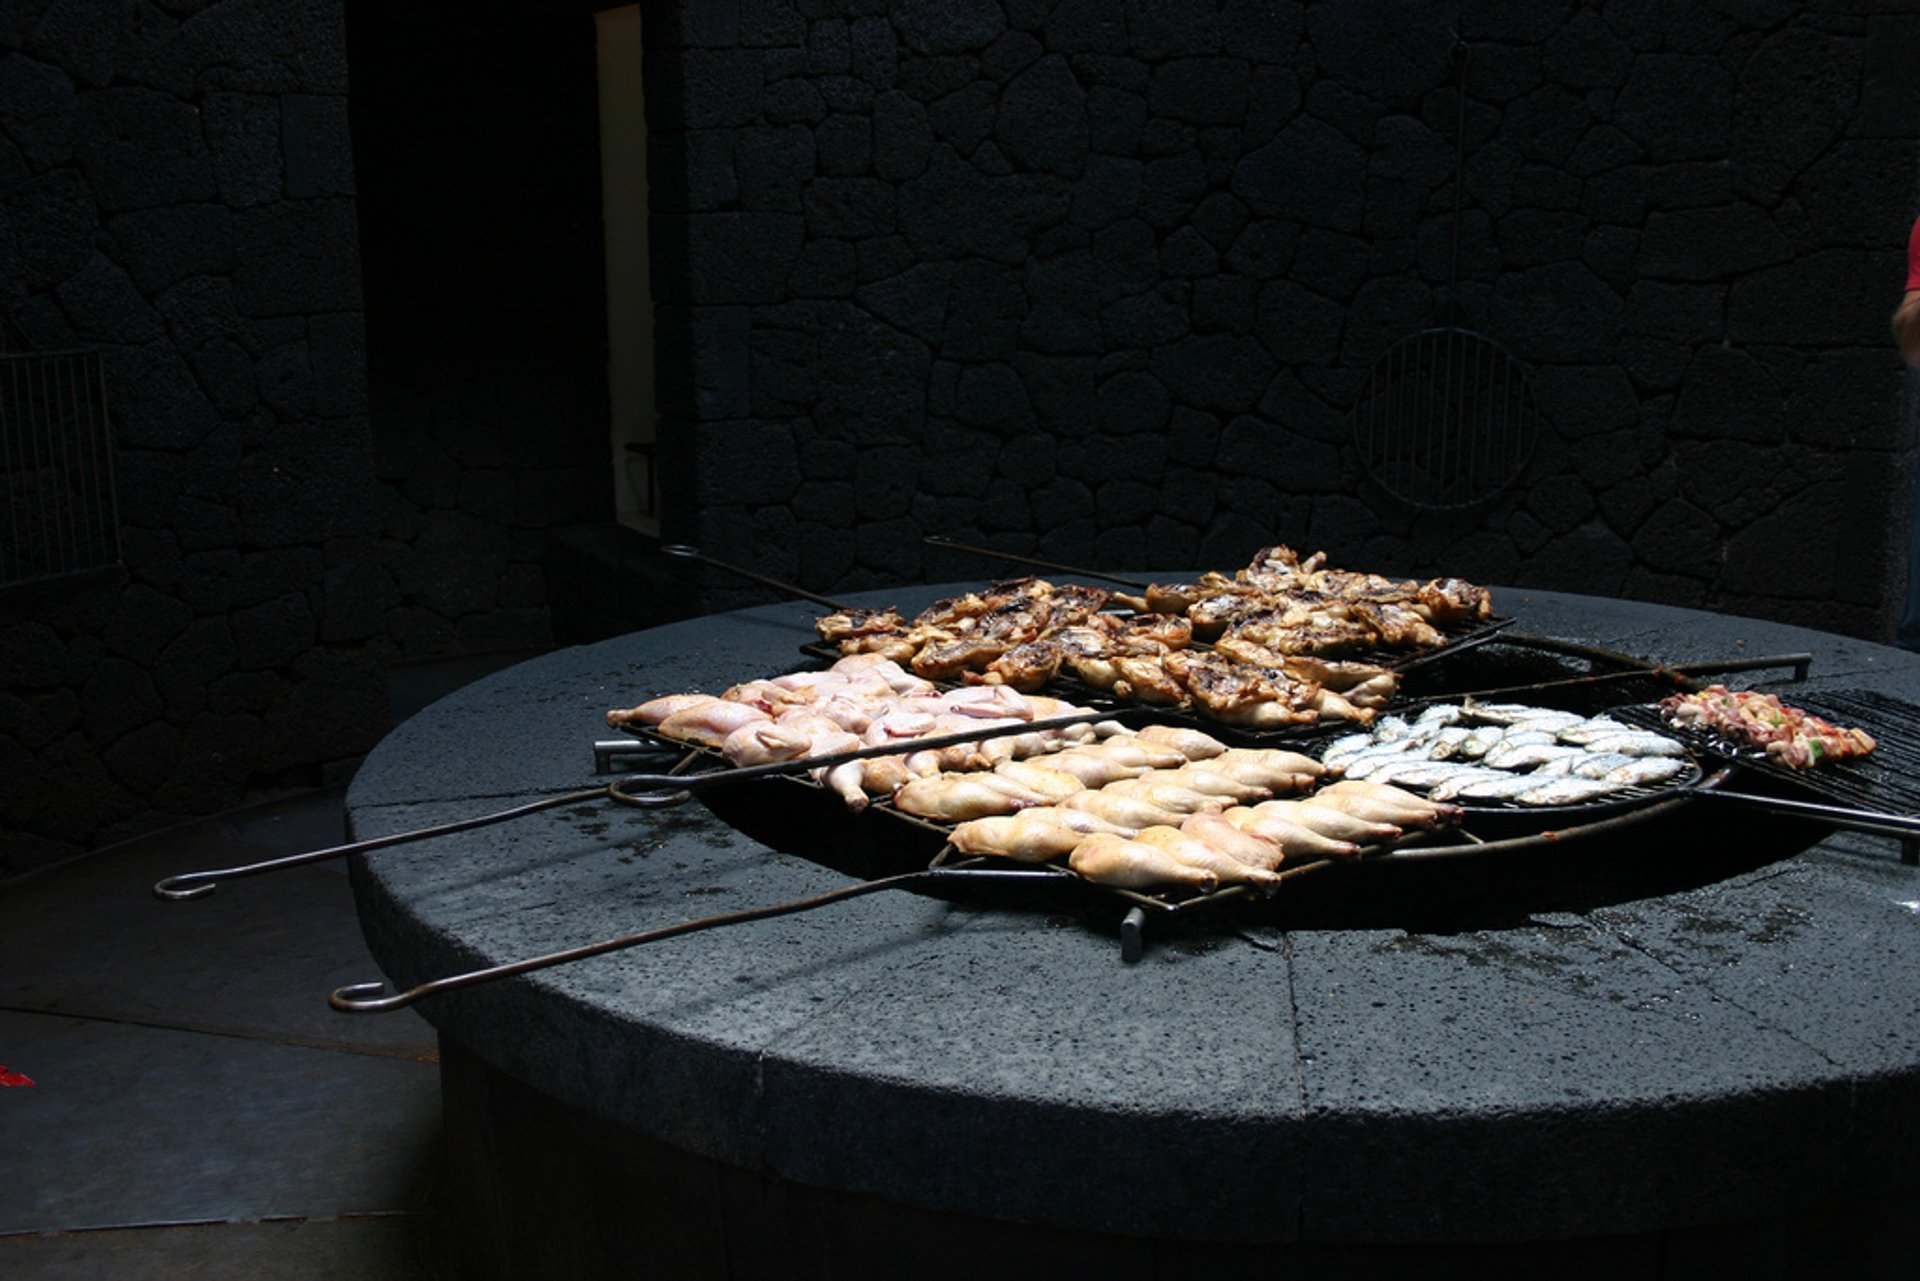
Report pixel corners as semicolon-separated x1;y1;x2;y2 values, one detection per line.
330;870;937;1012
922;535;1153;591
1677;787;1920;838
1407;649;1818;704
153;711;1127;900
663;543;854;611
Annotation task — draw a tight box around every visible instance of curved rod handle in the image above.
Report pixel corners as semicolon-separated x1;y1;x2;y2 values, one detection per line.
329;870;933;1014
158;713;1123;900
661;544;853;612
606;708;1132;801
151;786;608;901
921;535;1151;591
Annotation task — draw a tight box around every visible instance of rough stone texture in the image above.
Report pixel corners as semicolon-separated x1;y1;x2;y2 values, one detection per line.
346;588;1920;1261
642;1;1918;638
347;5;611;663
0;1;383;875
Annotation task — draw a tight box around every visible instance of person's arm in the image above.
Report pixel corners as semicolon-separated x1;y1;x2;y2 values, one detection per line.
1897;289;1920;366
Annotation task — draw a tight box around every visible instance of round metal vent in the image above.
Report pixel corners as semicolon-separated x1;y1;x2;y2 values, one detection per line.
1349;326;1540;510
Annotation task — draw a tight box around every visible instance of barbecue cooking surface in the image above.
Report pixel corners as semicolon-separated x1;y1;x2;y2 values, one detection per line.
1621;689;1920;818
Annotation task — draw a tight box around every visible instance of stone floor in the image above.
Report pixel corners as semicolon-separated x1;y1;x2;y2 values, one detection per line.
0;652;544;1280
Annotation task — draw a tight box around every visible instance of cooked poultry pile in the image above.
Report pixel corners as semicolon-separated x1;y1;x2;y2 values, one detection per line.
606;652;1456;892
607;653;1112;811
813;549;1472;727
1657;685;1876;769
1121;544;1495;649
913;722;1459;892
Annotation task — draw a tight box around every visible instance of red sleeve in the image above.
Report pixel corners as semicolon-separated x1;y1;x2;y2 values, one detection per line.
1909;216;1920;292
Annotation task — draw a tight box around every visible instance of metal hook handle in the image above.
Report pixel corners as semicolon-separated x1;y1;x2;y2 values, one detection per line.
329;870;933;1014
150;787;608;900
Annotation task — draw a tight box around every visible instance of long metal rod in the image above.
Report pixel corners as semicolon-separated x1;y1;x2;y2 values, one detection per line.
922;535;1153;590
662;543;853;611
153;711;1126;900
1682;788;1920;838
1409;651;1817;703
330;869;939;1013
153;787;612;901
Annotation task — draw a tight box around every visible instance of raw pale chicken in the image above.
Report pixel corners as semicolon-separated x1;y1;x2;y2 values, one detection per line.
606;692;713;729
947;808;1132;861
1102;777;1230;815
1311;779;1460;829
1133;723;1228;760
1179;811;1286;872
721;721;814;765
1202;748;1323;792
989;759;1086;804
1222;805;1363;860
656;699;773;748
1134;767;1269;804
1068;833;1218;892
1133;825;1282;886
1037;747;1155;787
894;773;1050;820
1059;789;1190;831
1250;799;1400;845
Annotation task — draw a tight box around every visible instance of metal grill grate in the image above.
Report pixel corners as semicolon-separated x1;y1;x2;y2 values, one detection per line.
0;347;121;591
1350;326;1540;510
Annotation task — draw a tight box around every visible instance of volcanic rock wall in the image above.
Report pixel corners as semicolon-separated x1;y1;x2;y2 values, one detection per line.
646;0;1920;636
0;1;383;873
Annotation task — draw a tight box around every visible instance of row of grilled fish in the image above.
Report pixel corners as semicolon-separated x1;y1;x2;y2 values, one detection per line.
1316;699;1691;806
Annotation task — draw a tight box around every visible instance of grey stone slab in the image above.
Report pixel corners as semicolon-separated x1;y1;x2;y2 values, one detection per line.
340;580;1920;1247
1588;837;1920;1072
0;1010;440;1235
344;790;967;1169
0;814;435;1062
1284;919;1853;1242
758;906;1304;1240
0;1217;440;1281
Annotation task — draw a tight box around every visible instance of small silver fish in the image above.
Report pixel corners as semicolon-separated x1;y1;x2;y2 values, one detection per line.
1568;751;1637;779
1372;715;1415;743
1320;733;1382;768
1339;744;1423;779
1457;725;1508;759
1448;772;1554;801
1604;755;1688;787
1517;776;1631;805
1483;742;1585;770
1556;717;1631;746
1580;732;1685;758
1507;711;1585;734
1428;769;1531;801
1462;700;1563;725
1375;760;1505;790
1421;726;1474;760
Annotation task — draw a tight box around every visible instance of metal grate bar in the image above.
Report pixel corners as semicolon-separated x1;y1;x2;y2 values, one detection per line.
0;348;120;591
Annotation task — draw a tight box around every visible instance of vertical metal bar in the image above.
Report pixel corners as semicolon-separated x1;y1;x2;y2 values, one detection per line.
94;354;118;567
56;353;80;574
31;350;52;578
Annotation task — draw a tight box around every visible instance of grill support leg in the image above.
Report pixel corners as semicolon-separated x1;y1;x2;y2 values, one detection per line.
1120;907;1146;963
